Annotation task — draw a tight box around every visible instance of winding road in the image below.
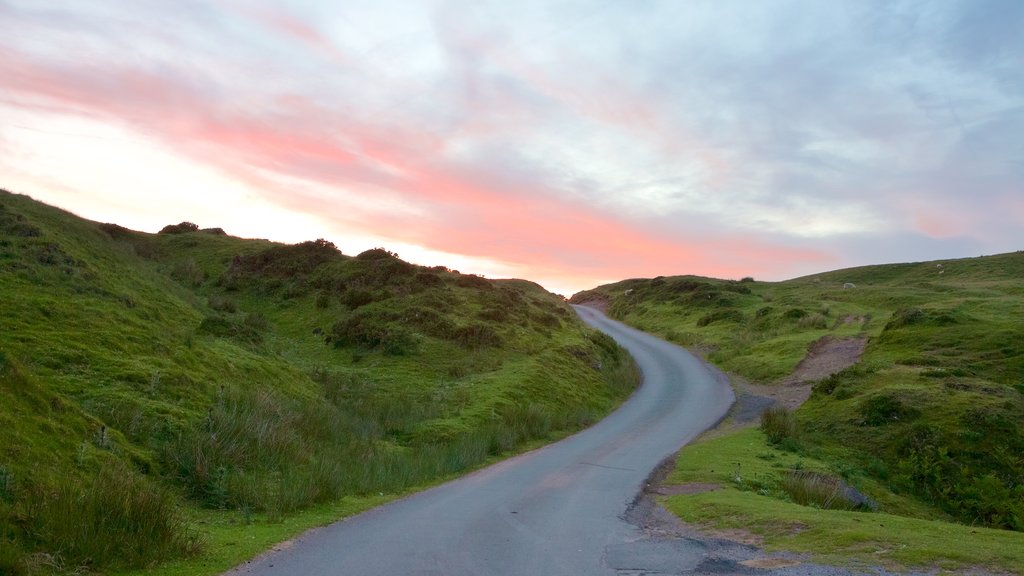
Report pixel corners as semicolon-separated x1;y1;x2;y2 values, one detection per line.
227;305;735;576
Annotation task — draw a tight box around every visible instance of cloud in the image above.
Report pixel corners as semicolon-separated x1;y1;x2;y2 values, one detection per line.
1;0;1020;293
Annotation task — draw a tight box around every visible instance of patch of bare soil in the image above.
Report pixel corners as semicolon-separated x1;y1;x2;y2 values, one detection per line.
651;482;721;496
734;335;866;420
781;335;866;386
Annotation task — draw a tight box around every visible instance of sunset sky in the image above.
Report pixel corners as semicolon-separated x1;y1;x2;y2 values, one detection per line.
2;0;1021;295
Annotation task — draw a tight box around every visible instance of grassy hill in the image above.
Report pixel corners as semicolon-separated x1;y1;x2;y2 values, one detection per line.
571;254;1024;536
0;190;637;575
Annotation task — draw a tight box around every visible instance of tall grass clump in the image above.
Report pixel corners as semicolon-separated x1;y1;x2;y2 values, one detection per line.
761;405;799;447
780;471;867;511
18;462;201;571
163;386;364;514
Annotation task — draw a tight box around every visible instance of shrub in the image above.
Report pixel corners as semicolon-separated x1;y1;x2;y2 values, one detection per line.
587;330;619;357
761;405;798;445
859;394;919;425
158;222;199;234
696;309;744;327
329;312;418;355
225;239;343;282
783;308;808;320
207;294;237;313
531;311;561;328
455;274;491;290
315;290;332;309
98;222;131;237
340;289;377;310
403;307;455;339
813;372;841;395
451;323;501;349
413;272;444;288
0;208;41;238
356;248;397;261
885;307;924;329
198;312;267;344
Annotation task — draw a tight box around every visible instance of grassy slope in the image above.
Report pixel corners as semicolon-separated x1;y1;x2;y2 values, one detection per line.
664;428;1024;575
0;190;638;575
571;253;1024;570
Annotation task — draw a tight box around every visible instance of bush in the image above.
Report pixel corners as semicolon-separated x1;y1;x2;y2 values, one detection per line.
207;294;237;313
696;309;744;327
225;239;343;282
0;208;41;238
98;222;131;237
340;289;377;310
761;405;798;446
413;272;444;288
455;274;491;290
315;290;332;309
198;312;268;344
158;222;199;234
402;307;455;339
783;308;808;320
355;248;397;261
885;308;924;329
451;323;501;349
329;312;418;355
859;394;919;426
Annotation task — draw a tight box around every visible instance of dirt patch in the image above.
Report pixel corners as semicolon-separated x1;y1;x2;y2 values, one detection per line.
730;335;867;420
838;314;866;326
652;482;722;496
703;527;765;547
780;335;866;386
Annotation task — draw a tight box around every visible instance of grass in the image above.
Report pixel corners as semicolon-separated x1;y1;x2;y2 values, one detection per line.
0;190;640;574
760;405;798;446
663;428;1024;574
573;252;1024;531
16;462;201;572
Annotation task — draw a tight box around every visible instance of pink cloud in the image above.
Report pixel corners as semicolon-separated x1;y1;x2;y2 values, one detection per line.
221;1;350;66
0;41;827;292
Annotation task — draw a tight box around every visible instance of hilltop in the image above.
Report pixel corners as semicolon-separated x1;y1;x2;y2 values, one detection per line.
572;253;1024;571
0;190;637;574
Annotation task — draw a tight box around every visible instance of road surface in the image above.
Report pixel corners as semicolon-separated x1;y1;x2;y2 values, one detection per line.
227;305;735;575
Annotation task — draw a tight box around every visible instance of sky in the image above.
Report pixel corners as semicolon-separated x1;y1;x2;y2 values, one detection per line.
1;0;1021;295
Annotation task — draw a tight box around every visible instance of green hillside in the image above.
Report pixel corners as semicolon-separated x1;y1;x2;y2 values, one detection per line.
572;253;1024;534
0;190;637;574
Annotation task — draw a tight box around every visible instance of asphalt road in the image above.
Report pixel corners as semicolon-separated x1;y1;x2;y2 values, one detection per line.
226;305;735;576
